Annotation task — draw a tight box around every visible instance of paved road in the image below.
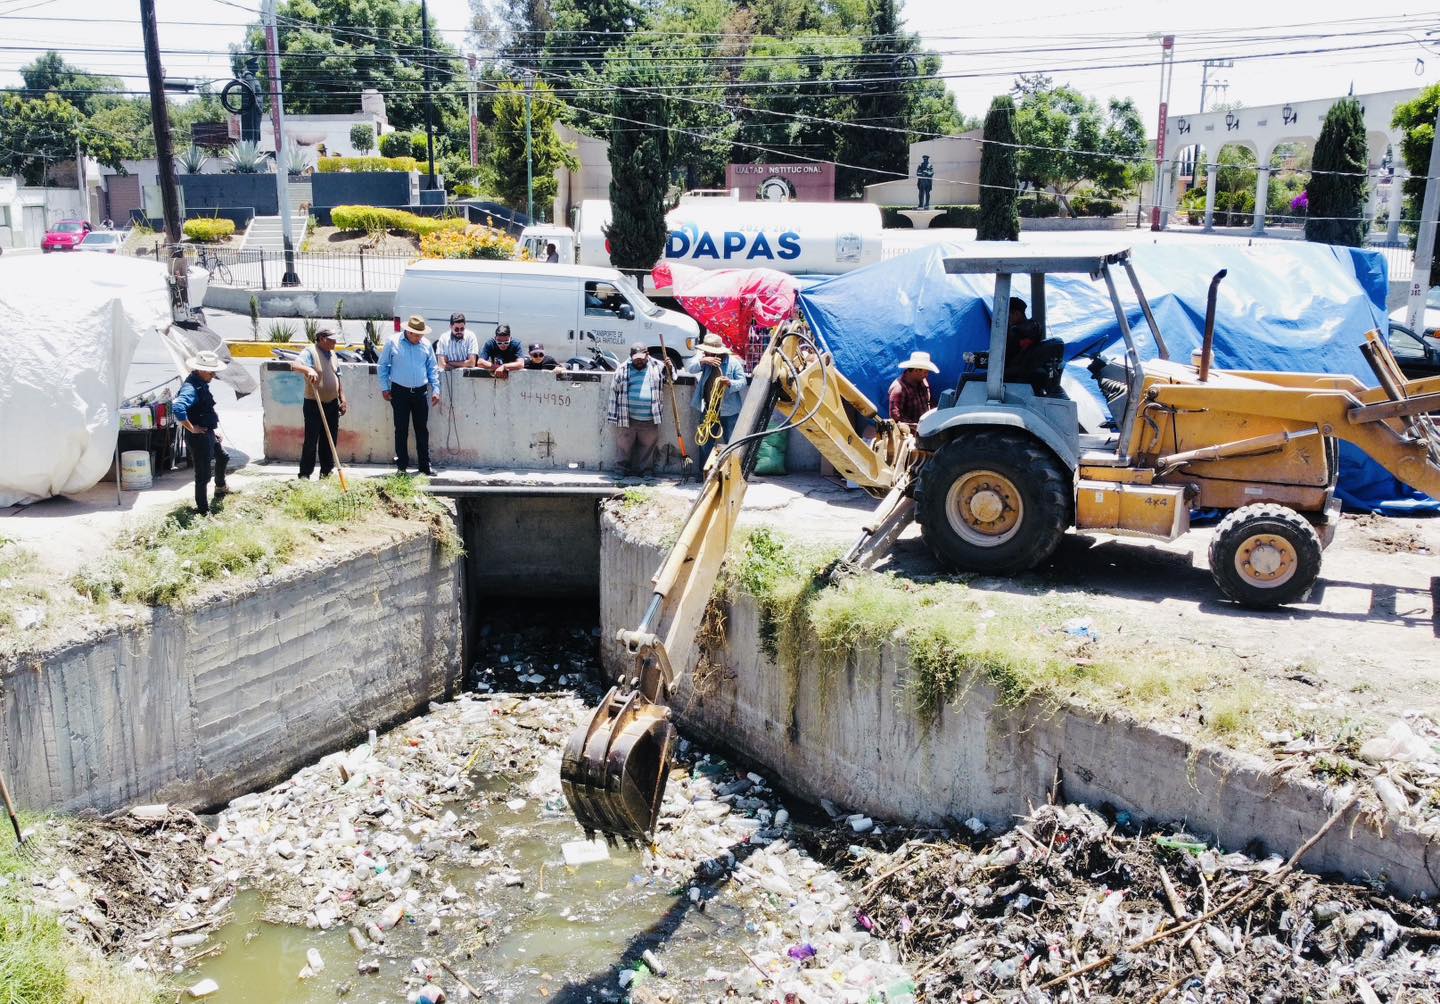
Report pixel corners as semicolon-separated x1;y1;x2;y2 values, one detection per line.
206;308;384;344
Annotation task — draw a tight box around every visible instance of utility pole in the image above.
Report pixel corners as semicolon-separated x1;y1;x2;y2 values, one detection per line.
467;53;478;167
421;0;437;190
1405;103;1440;332
524;69;534;222
139;0;187;312
1149;34;1174;232
75;134;86;218
1199;58;1232;114
262;0;300;286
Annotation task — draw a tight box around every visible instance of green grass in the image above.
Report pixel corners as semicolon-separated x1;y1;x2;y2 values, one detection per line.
72;476;461;607
0;821;162;1004
717;525;1260;738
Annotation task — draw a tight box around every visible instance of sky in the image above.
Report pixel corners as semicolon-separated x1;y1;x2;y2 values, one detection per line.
0;0;1437;130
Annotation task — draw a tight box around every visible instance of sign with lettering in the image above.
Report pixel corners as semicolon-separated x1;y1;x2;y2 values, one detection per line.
725;161;836;201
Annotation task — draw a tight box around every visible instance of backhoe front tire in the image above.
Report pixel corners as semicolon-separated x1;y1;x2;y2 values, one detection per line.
1208;504;1322;608
917;430;1072;575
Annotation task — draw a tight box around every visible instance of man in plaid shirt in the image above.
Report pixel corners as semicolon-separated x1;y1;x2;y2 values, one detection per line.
607;341;668;476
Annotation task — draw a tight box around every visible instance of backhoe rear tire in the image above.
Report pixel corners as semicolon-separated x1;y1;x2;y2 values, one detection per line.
917;430;1072;575
1208;503;1322;608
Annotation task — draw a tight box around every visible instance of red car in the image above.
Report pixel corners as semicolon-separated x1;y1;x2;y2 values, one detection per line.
41;219;92;253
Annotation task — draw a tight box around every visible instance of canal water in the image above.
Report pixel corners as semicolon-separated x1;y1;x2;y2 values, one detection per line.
179;615;915;1003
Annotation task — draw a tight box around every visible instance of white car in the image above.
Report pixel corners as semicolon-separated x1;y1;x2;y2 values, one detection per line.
76;231;125;254
1388;286;1440;336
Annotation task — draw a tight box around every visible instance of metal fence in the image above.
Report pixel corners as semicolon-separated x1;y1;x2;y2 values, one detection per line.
139;242;415;292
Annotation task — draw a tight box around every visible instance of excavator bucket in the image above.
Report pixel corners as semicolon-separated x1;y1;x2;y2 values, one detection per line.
560;684;675;841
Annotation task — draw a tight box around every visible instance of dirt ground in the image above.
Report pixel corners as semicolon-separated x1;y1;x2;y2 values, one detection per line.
305;226;421;255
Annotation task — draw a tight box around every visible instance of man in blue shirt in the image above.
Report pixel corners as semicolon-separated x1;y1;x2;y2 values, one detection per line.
684;333;748;471
172;350;232;515
379;315;441;475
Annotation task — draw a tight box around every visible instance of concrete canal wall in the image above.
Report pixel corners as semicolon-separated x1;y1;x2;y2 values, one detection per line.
259;362;825;475
599;511;1440;899
0;529;462;816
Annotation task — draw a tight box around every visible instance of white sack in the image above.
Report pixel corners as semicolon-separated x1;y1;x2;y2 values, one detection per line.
0;255;174;507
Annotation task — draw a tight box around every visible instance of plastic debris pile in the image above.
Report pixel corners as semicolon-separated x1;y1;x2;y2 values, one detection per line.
822;801;1440;1002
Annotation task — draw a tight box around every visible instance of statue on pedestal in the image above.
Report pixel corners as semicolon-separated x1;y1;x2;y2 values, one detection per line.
915;155;934;209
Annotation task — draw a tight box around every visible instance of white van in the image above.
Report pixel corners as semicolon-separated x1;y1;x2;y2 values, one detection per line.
393;260;699;363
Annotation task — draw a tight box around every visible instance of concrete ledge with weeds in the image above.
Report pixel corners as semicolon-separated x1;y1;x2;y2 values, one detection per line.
720;525;1309;751
1;477;461;660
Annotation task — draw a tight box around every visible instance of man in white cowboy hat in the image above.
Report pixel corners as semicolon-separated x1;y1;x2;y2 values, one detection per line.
888;350;939;432
173;350;232;516
683;332;748;470
378;315;441;475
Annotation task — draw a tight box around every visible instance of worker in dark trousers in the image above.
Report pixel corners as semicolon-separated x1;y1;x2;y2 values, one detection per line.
378;315;440;475
173;350;232;515
289;328;348;479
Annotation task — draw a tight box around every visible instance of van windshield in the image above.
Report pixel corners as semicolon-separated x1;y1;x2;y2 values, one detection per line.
616;276;665;318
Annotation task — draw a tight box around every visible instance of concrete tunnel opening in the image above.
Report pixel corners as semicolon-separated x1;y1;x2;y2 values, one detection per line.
444;485;614;688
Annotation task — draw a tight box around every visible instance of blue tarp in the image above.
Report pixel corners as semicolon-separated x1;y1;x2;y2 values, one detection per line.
798;240;1436;513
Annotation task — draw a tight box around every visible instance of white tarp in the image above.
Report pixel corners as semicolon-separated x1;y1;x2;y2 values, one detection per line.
0;255;175;507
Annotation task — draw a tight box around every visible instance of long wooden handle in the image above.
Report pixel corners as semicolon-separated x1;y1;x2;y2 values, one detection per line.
315;399;348;492
0;770;23;844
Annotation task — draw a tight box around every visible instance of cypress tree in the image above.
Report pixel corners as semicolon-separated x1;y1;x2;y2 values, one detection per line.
1305;97;1368;247
978;95;1020;241
604;54;670;274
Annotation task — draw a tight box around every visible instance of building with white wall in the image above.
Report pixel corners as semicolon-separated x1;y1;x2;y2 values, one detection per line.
864;130;983;207
553;122;612;227
257;89;392;160
1162;87;1418;238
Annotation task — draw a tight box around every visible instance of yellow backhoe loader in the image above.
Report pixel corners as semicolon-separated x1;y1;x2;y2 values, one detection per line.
562;248;1440;841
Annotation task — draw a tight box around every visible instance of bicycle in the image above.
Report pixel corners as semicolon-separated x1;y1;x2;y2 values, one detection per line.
195;245;234;286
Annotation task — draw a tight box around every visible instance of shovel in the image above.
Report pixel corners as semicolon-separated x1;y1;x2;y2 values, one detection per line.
0;768;31;854
653;329;694;479
314;391;349;492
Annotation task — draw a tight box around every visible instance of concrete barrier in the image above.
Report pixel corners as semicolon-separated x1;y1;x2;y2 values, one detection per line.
204;285;394;318
600;511;1440;898
0;529;462;816
261;361;823;474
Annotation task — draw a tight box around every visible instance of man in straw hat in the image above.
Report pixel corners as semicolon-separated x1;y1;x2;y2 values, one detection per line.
379;315;441;475
173;350;232;516
683;332;748;470
888;350;939;432
290;328;349;480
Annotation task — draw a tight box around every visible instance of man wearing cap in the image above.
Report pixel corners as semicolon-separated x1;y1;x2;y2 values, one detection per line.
888;350;939;432
289;328;348;480
523;342;561;370
684;333;748;470
1005;297;1064;396
437;312;479;371
379;315;441;475
607;342;667;476
479;323;524;380
173;350;232;515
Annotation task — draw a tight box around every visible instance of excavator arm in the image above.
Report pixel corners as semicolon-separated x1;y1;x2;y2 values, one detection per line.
561;324;914;840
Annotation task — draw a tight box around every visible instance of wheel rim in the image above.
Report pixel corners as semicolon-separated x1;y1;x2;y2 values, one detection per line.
944;469;1024;547
1233;532;1299;589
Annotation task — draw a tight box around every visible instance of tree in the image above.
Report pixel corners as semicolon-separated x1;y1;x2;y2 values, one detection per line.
20;51;120;114
1391;83;1440;283
469;0;553;71
0;93;135;184
978;96;1019;241
604;54;669;272
546;0;647;80
232;0;463;133
1305;97;1368;246
350;123;375;153
835;0;913;198
379;131;412;158
1014;85;1145;212
489;80;576;218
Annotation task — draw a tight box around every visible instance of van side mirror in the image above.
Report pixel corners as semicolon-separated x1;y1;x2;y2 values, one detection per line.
619;304;634;321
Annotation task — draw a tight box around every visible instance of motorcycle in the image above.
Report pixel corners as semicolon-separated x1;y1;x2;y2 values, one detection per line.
565;335;620;372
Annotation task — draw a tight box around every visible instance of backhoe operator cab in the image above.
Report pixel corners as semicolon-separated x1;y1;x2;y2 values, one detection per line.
912;248;1440;608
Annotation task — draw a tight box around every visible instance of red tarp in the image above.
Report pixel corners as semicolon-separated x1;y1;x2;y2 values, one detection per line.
652;263;801;354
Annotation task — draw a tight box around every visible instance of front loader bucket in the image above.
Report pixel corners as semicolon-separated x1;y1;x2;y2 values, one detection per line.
560;686;675;841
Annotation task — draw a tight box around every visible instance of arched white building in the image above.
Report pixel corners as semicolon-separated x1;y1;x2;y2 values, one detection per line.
1161;87;1418;239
